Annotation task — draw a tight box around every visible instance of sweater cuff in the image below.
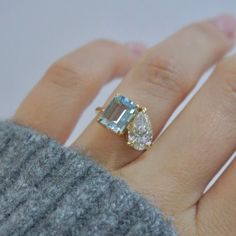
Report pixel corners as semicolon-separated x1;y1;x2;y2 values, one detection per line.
0;120;176;236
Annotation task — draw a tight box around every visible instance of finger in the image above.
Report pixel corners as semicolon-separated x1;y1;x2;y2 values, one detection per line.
196;155;236;236
74;15;235;170
13;40;144;143
124;54;236;215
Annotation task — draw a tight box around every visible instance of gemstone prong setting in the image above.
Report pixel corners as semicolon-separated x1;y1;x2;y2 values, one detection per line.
96;94;153;151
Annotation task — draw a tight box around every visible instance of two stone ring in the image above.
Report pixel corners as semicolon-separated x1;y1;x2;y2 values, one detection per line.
96;94;153;151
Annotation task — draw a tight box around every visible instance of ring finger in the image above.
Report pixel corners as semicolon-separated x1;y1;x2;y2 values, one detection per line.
74;16;234;170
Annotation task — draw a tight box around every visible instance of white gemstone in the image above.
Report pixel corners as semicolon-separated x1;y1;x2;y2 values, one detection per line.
127;111;153;151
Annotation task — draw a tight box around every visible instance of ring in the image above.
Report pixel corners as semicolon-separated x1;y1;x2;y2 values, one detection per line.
96;94;153;151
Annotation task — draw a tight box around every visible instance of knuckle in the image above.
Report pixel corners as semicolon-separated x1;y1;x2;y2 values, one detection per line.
139;56;189;98
189;22;215;39
187;22;228;51
44;61;91;90
89;39;121;52
91;39;117;47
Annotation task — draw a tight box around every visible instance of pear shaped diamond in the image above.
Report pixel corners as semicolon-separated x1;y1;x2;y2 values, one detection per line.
127;110;153;151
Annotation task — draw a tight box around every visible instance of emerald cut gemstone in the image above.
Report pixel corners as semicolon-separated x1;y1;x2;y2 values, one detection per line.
98;95;138;134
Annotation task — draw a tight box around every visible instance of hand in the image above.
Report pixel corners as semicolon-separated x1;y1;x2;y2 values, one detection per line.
13;15;236;235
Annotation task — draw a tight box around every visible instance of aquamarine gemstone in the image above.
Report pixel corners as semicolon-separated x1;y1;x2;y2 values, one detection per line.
98;95;138;134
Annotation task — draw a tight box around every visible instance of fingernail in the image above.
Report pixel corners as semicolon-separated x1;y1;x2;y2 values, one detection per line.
212;14;236;39
125;42;146;56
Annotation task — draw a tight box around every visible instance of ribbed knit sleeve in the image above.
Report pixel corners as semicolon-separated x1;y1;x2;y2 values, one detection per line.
0;121;177;236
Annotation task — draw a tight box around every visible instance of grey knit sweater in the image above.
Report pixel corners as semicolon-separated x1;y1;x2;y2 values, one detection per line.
0;121;177;236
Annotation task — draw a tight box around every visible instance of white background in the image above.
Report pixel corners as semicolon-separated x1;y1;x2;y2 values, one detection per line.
0;0;236;143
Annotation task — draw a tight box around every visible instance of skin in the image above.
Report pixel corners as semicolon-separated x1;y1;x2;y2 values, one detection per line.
13;16;236;235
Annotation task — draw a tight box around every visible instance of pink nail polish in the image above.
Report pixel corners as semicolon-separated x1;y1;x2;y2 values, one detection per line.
125;42;146;56
212;14;236;39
